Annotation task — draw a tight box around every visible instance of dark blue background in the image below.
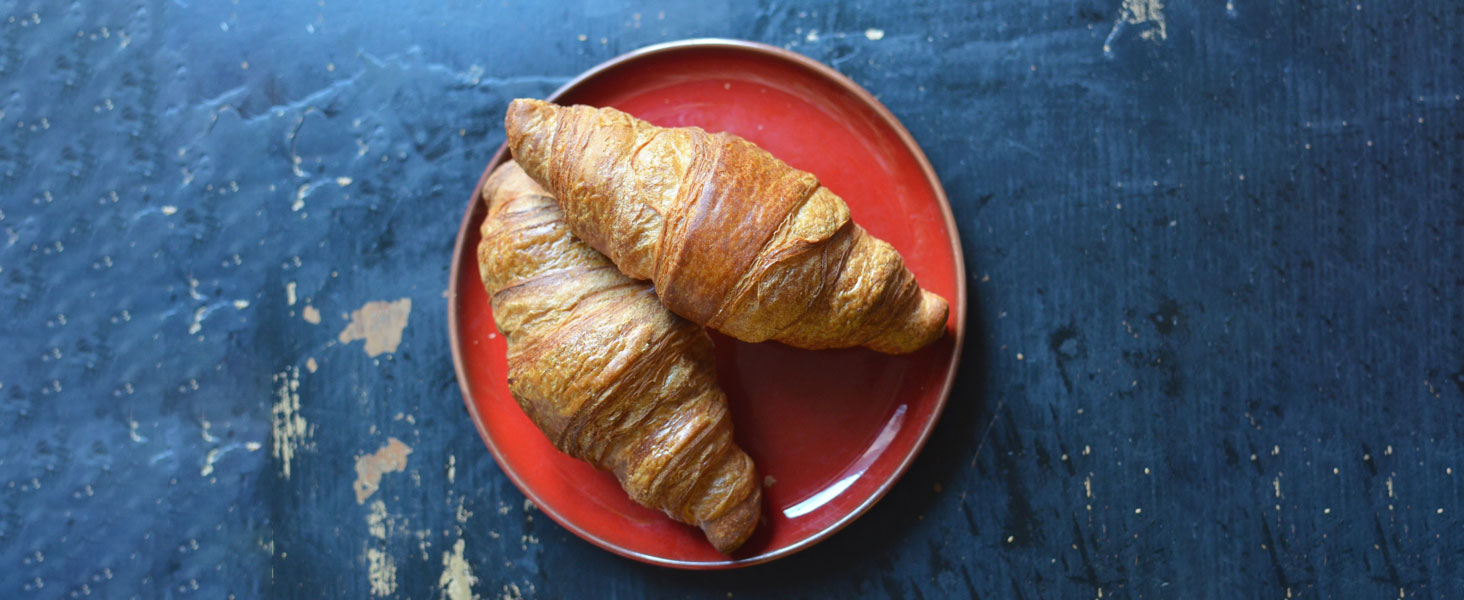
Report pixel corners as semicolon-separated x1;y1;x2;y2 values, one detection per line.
2;1;1460;598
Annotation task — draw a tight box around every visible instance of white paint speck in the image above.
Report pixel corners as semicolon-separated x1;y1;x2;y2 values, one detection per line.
201;448;221;477
293;184;311;211
188;307;206;334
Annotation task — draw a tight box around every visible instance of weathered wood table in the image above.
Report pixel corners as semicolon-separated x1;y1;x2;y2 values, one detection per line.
2;1;1459;597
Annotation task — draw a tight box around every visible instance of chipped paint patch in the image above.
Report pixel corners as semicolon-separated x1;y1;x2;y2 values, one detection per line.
1104;0;1168;53
286;281;298;306
456;497;473;524
270;367;310;479
864;28;885;41
355;437;412;503
364;500;399;596
447;454;456;484
366;547;396;596
415;529;433;561
367;499;393;539
302;305;321;324
438;538;477;600
337;298;412;356
499;582;528;600
305;357;318;373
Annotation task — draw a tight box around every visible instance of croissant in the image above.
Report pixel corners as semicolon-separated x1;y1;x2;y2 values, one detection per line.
476;160;761;554
504;98;949;354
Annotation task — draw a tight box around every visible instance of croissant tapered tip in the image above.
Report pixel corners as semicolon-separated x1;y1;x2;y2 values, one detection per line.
505;99;562;183
505;98;560;135
699;485;762;555
506;98;550;121
866;290;949;354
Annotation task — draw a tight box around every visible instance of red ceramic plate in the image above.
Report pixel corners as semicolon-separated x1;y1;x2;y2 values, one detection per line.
448;39;965;568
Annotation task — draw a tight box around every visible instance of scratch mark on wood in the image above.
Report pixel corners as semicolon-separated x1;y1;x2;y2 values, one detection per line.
970;395;1007;467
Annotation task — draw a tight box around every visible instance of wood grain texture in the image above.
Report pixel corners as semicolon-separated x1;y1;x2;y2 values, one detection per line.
0;0;1459;598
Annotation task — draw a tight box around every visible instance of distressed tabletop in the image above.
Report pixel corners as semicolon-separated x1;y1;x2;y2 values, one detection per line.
1;0;1461;598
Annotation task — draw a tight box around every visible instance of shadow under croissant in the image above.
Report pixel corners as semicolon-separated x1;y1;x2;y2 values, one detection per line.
597;289;993;588
649;303;988;589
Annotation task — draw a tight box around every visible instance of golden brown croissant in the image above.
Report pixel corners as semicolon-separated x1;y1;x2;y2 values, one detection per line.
504;98;949;354
477;160;761;554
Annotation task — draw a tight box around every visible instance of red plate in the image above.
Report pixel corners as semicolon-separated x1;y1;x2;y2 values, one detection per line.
448;39;966;568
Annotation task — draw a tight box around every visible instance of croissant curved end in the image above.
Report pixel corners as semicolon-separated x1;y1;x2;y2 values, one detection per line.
698;485;763;555
866;290;949;355
504;98;558;182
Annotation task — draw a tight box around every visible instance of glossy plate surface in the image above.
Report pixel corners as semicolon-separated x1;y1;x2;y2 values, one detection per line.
448;39;966;568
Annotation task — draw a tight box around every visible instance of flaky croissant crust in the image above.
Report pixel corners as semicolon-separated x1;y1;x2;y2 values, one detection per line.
506;98;948;354
477;161;760;554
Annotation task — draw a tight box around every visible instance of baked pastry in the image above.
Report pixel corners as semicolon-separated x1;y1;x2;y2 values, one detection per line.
505;98;948;354
477;160;761;554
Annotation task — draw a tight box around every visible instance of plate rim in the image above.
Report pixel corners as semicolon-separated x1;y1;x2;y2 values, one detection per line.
446;37;967;569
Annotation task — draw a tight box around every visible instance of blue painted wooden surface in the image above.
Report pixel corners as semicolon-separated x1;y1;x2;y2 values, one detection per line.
1;1;1460;597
